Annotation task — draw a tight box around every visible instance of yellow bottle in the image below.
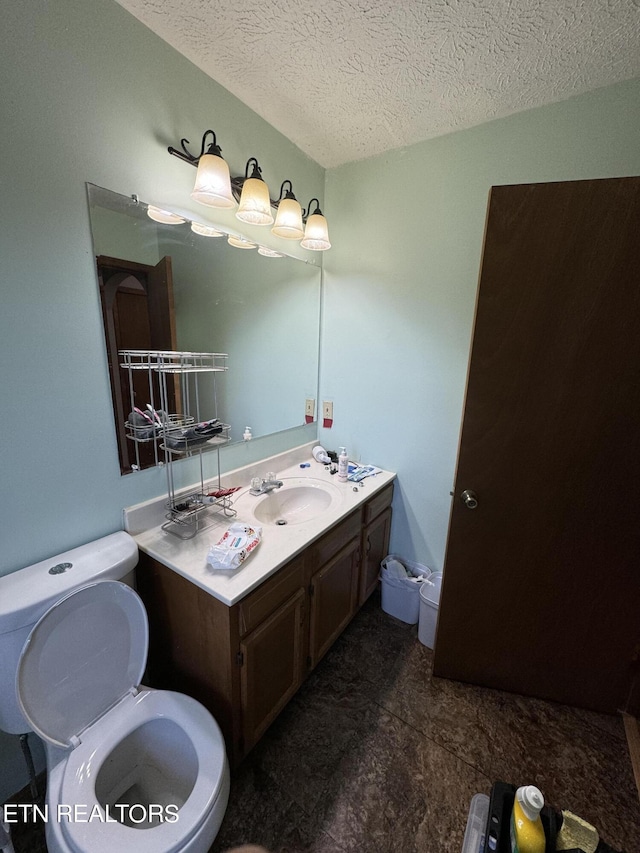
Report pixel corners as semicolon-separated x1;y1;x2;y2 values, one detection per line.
510;785;546;853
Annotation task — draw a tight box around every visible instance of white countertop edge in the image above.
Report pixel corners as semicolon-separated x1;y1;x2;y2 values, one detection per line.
132;461;396;607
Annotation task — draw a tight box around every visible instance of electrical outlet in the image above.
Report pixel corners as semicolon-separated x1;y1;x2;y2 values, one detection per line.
323;401;333;420
305;398;315;419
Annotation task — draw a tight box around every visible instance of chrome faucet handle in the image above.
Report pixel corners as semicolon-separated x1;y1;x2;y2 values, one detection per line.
266;472;276;482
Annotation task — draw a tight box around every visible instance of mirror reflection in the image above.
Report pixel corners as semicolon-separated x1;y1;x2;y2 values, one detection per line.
87;184;321;474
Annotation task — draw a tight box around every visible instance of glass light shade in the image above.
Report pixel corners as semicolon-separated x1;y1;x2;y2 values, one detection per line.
191;153;236;209
236;178;274;225
191;221;224;237
258;246;284;257
301;213;331;251
271;197;304;239
147;206;186;225
227;235;256;249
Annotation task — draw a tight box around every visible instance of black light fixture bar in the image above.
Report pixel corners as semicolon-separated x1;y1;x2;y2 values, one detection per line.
167;129;331;249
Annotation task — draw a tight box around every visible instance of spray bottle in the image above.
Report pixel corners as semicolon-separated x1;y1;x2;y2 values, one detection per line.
337;447;349;481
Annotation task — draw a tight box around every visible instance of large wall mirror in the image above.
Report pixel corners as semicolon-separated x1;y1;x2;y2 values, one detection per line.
87;184;321;474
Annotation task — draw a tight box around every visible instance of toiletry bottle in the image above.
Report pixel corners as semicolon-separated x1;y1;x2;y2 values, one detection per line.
243;426;252;441
510;785;545;853
337;446;348;481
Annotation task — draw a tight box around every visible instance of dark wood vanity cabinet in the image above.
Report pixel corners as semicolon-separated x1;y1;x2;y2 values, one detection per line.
138;484;393;765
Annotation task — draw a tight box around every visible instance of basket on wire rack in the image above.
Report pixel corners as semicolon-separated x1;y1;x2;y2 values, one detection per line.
124;410;195;443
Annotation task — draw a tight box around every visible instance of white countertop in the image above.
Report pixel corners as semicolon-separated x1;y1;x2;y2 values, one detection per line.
131;459;395;606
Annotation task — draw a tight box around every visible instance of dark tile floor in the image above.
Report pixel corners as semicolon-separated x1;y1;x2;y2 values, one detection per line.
212;594;640;853
9;593;640;852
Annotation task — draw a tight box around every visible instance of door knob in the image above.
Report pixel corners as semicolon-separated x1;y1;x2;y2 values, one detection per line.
460;489;478;510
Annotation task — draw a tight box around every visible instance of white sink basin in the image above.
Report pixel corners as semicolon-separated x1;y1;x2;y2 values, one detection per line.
239;477;342;526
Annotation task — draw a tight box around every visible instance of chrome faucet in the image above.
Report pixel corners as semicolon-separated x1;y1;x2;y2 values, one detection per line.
249;473;283;496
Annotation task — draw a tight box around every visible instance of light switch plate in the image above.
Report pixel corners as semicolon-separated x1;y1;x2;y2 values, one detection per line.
305;398;315;418
323;401;333;420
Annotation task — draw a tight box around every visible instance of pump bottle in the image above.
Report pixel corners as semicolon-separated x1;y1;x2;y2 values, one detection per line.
510;785;545;853
337;447;349;481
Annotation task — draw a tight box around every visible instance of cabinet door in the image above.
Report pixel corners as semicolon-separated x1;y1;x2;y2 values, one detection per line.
359;506;392;605
309;537;360;667
240;588;305;754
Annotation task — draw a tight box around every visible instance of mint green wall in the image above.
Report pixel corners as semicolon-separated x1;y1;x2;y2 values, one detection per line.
321;78;640;571
0;0;323;801
1;0;324;578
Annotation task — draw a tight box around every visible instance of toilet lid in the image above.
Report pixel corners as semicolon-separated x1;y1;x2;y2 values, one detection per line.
16;581;148;749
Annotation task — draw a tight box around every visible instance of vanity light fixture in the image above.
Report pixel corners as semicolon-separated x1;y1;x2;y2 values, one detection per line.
168;130;331;250
227;234;256;249
191;221;225;237
300;199;331;251
271;180;304;240
258;246;284;258
169;131;236;209
147;205;187;225
236;158;274;226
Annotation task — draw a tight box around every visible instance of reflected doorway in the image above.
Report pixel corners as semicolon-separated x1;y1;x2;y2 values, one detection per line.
98;255;177;473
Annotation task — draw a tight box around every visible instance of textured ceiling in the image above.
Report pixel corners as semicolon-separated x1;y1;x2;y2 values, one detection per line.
115;0;640;168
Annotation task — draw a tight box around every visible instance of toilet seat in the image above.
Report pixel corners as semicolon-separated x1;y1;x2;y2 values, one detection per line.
16;581;228;853
58;689;227;853
16;581;148;748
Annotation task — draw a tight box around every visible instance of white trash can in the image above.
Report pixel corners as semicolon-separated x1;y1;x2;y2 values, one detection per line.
418;571;443;648
380;555;431;624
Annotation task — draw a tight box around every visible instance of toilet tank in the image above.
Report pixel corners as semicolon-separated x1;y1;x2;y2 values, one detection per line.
0;531;139;734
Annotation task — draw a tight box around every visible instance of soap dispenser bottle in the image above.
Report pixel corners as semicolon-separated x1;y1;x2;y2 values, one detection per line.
337;447;348;481
510;785;545;853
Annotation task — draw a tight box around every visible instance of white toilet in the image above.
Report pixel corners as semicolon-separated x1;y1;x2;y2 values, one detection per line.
0;531;230;853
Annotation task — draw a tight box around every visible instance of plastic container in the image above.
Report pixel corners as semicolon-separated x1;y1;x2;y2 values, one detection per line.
462;793;490;853
418;571;443;648
380;555;431;624
485;781;556;853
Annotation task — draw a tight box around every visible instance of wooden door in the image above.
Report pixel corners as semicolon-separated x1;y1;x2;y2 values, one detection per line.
98;255;176;472
240;589;306;752
309;538;360;667
433;177;640;714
